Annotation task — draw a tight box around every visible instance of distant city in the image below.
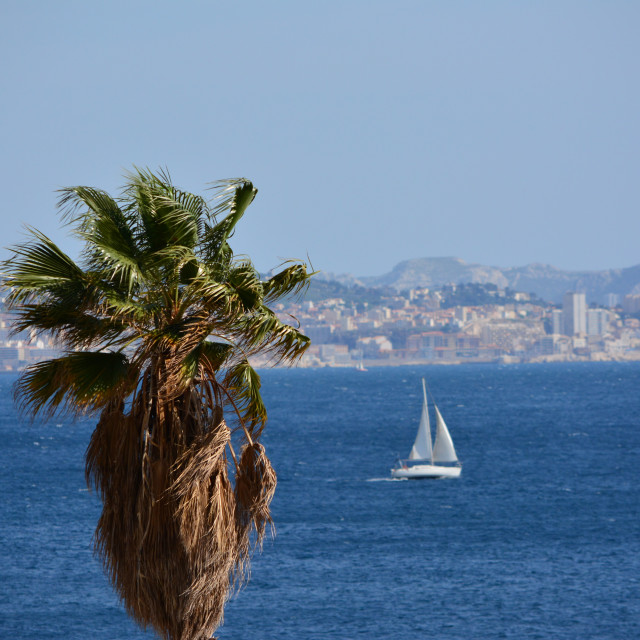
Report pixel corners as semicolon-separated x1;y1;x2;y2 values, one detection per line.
261;283;640;368
1;268;640;371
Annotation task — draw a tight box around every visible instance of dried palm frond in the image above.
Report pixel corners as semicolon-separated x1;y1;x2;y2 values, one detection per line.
234;442;277;581
172;419;231;552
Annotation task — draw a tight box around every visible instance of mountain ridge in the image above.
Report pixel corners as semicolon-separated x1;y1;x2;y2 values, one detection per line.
317;257;640;304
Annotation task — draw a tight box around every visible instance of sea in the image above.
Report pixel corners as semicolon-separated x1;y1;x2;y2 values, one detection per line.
1;362;639;640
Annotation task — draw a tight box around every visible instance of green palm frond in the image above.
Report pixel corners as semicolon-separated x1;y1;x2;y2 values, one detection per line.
201;179;257;264
58;186;131;237
151;192;199;249
15;351;133;416
223;358;266;429
58;187;142;292
123;168;203;254
181;274;240;319
228;260;264;311
11;302;129;350
239;307;310;363
181;340;234;382
263;261;314;303
208;178;257;223
4;228;83;298
200;340;234;370
178;257;199;285
101;290;159;325
146;244;197;274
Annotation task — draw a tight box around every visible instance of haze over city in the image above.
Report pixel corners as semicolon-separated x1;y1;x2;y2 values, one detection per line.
2;2;639;276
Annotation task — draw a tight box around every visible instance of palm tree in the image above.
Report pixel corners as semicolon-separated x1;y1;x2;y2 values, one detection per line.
2;168;312;640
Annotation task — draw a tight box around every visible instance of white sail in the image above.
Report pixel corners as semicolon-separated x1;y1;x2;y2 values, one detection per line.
432;404;458;463
408;380;432;461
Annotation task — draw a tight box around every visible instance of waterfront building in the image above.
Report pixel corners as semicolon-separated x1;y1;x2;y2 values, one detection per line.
537;336;556;356
318;344;351;365
355;335;393;358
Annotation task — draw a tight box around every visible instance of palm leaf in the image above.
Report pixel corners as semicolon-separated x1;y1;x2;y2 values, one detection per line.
228;261;263;311
201;179;257;264
124;168;202;254
3;228;83;296
238;307;310;363
263;261;314;303
11;302;128;349
223;359;266;430
15;351;133;416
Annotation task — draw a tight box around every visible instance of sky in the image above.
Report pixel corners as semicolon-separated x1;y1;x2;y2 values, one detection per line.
1;1;639;278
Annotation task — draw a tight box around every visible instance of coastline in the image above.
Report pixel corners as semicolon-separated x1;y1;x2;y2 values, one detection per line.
253;351;640;370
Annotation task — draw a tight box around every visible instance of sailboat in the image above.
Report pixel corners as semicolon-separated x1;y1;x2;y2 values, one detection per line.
391;379;461;479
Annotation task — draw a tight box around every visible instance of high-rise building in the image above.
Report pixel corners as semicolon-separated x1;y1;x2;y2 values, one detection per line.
551;309;564;335
623;294;640;314
562;292;587;336
587;308;610;336
605;293;620;308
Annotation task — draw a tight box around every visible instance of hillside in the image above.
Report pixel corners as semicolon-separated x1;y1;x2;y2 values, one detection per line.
353;257;640;304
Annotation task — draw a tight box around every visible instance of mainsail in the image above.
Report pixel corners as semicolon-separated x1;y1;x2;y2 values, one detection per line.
408;379;433;461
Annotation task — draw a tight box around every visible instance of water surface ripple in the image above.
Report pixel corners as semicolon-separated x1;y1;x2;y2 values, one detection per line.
1;363;638;639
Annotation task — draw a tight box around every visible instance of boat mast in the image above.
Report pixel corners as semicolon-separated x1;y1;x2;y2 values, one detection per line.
422;378;434;465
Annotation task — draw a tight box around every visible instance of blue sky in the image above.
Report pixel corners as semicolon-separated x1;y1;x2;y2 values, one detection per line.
1;1;639;277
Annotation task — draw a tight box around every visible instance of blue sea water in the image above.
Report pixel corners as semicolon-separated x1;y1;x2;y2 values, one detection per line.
1;362;639;639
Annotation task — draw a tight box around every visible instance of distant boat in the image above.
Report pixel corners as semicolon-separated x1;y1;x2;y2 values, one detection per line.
391;379;461;479
356;358;367;372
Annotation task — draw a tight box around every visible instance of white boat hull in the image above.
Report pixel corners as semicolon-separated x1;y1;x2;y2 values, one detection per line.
391;464;462;479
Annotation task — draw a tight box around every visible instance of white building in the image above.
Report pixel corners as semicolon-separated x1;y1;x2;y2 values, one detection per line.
587;308;610;336
551;309;564;335
606;293;620;308
563;292;586;336
623;295;640;314
355;335;393;358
